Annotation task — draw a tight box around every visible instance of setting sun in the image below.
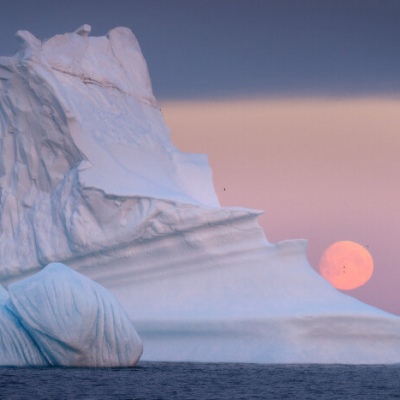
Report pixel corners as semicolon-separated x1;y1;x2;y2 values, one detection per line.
319;241;374;290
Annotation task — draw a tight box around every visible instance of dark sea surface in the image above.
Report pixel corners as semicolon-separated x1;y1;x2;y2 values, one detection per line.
1;362;400;399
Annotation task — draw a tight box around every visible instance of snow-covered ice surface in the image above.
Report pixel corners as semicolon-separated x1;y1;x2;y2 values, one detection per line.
0;263;142;366
1;25;400;364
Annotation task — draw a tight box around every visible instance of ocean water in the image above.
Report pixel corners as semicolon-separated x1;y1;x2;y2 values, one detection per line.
1;362;400;399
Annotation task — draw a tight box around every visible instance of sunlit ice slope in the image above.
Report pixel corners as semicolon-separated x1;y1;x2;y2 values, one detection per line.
1;25;400;364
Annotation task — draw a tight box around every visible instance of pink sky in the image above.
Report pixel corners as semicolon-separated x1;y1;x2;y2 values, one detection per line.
162;98;400;316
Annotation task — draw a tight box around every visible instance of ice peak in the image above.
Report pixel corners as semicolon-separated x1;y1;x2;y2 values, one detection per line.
74;24;91;37
14;30;41;60
38;25;157;105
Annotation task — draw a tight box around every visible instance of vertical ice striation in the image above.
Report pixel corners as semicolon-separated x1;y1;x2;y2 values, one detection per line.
0;263;142;366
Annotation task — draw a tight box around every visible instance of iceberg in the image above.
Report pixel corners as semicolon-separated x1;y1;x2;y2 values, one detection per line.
0;285;47;366
1;25;400;364
0;263;142;366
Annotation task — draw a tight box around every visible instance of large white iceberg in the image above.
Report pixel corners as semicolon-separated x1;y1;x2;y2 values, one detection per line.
1;25;400;364
1;263;142;366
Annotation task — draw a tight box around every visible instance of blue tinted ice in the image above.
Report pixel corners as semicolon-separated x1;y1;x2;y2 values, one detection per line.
1;263;142;367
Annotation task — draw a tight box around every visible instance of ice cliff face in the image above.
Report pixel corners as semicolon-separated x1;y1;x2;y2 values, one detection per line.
0;25;219;279
2;25;400;364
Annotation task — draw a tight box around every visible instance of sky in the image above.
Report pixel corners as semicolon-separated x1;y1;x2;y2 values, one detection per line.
0;1;399;314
